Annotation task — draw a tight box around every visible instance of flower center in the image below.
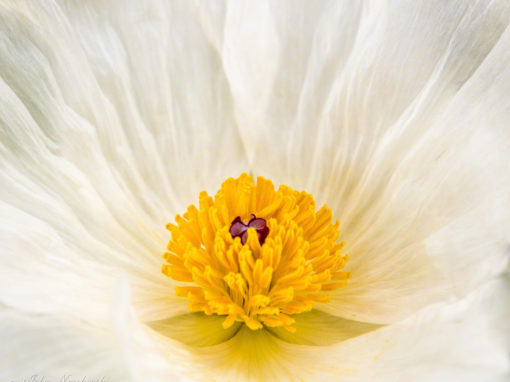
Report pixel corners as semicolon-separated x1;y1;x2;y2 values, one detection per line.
162;174;351;332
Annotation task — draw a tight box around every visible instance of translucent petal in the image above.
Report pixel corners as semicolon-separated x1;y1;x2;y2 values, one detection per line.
147;313;242;347
266;310;382;346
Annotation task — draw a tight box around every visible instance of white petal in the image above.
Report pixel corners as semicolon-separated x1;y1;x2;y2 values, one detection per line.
325;20;510;321
0;307;132;382
0;1;246;317
0;0;247;238
0;202;188;320
221;0;510;184
0;276;201;382
218;0;510;322
220;0;364;165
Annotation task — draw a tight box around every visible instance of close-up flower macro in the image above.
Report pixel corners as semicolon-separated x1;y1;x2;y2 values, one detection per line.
1;1;510;381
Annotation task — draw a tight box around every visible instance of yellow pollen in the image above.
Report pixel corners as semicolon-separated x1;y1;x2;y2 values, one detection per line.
162;174;351;332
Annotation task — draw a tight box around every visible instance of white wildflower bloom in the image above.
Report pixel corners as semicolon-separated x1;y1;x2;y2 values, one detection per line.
1;1;510;381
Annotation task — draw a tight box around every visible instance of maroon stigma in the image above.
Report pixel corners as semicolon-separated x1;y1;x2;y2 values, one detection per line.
229;214;269;245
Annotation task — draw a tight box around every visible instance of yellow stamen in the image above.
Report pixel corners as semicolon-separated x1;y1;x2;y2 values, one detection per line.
162;174;350;332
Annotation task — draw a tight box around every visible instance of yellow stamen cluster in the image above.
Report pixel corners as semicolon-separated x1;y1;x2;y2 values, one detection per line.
162;174;350;332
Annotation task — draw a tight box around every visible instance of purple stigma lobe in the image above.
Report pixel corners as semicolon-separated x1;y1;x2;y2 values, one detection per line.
229;215;269;245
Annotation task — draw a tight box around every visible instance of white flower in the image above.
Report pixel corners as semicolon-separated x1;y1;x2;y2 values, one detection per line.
1;1;510;381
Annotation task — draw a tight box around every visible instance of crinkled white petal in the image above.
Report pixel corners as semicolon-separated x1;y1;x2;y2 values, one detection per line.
324;17;510;322
217;0;510;322
0;306;132;382
0;279;191;382
0;183;188;321
0;0;247;320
